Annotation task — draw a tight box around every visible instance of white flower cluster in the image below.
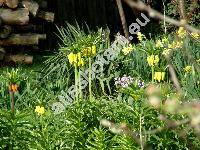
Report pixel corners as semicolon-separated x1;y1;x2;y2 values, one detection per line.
115;75;133;88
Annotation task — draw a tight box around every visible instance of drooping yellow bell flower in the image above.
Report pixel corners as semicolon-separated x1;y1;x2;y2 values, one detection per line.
73;54;78;64
67;52;84;67
147;55;154;66
154;55;159;65
82;45;97;57
78;58;84;67
147;55;159;66
154;72;165;82
77;52;81;60
68;52;74;64
91;45;96;55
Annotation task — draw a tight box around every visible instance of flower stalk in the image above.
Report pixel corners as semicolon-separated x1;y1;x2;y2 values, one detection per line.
75;64;79;100
89;57;92;101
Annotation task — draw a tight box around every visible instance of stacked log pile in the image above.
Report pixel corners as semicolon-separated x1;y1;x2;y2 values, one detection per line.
0;0;54;64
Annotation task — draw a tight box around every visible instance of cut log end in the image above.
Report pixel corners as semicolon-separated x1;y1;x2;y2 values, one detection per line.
5;54;33;64
0;8;29;25
5;0;19;8
0;33;46;46
22;0;39;16
37;10;54;22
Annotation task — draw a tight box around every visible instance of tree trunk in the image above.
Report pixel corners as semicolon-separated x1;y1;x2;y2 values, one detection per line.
0;8;29;25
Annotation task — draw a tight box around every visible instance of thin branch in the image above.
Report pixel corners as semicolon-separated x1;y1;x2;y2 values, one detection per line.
178;0;186;20
116;0;130;40
100;119;142;146
146;118;190;134
167;63;181;92
123;0;200;34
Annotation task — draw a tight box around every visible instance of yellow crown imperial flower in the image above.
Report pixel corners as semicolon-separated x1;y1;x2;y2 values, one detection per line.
177;27;186;38
147;55;154;66
77;52;81;60
155;40;164;48
184;66;192;73
82;45;97;57
78;58;84;67
82;47;89;56
191;32;199;39
68;52;75;64
73;54;78;64
35;106;45;115
154;55;159;65
68;52;84;67
147;55;159;66
154;72;165;82
91;45;96;55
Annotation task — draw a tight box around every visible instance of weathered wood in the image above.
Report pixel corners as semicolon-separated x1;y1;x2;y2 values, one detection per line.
22;0;39;16
0;8;29;25
38;34;46;40
5;54;33;64
0;0;3;7
37;10;54;22
0;34;39;45
5;0;18;8
0;33;46;46
13;24;43;32
0;17;2;27
0;25;12;39
0;47;5;60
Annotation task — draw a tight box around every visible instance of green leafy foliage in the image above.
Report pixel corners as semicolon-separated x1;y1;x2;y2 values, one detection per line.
0;23;200;149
